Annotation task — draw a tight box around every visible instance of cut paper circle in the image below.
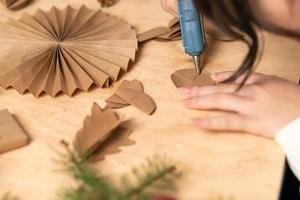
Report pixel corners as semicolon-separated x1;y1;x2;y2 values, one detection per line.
105;80;156;115
0;6;138;97
0;0;30;10
73;103;135;161
171;68;215;88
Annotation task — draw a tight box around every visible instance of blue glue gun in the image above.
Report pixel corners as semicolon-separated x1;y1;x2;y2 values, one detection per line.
178;0;206;74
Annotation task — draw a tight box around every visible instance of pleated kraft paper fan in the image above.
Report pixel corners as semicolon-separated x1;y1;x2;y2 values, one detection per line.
1;0;30;10
0;6;138;97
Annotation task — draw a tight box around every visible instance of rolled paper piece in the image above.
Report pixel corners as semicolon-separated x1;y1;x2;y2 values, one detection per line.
74;103;135;160
171;68;216;88
0;109;29;154
0;6;137;97
1;0;31;10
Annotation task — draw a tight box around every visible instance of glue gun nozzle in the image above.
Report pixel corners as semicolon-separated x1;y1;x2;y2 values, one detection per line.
192;55;204;75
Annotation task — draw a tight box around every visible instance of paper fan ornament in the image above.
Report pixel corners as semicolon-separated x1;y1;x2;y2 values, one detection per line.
0;6;137;97
1;0;30;10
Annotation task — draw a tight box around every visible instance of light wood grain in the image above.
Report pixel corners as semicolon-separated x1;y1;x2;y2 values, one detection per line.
0;1;300;200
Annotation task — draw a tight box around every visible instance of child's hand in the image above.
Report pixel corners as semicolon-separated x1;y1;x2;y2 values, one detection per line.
180;72;300;138
161;0;178;16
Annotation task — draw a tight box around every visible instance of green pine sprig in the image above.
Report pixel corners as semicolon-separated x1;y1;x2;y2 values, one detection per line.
58;141;180;200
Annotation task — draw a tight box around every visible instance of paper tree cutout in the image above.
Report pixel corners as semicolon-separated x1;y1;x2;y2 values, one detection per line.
0;0;30;10
74;103;135;161
171;69;215;88
138;18;181;42
0;6;137;97
106;80;156;115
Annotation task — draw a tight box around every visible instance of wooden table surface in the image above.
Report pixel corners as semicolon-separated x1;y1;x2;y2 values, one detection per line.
0;1;300;200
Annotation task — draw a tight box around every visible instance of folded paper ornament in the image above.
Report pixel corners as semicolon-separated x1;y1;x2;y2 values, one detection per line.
73;103;135;161
171;68;215;88
0;6;137;97
0;0;30;10
138;17;235;43
0;109;29;154
98;0;114;7
138;18;181;43
105;80;156;115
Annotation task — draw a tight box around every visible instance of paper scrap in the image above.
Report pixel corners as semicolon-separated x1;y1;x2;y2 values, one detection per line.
0;6;138;97
106;80;156;115
98;0;114;7
73;103;135;160
0;109;29;154
171;68;215;88
0;0;30;10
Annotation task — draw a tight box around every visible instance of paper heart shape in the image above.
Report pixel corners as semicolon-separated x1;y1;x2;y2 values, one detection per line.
0;6;137;97
171;68;215;88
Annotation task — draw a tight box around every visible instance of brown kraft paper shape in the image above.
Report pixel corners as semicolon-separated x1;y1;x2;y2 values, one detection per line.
171;68;215;88
73;103;135;161
0;6;138;97
138;17;235;43
1;0;30;10
105;80;156;115
0;109;29;154
138;18;181;42
98;0;114;7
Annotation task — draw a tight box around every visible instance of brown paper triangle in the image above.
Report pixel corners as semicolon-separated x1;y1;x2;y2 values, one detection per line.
171;68;216;88
105;80;156;115
0;6;138;97
0;109;29;154
1;0;30;10
73;103;135;160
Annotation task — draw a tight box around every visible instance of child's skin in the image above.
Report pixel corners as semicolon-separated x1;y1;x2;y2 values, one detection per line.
160;0;300;139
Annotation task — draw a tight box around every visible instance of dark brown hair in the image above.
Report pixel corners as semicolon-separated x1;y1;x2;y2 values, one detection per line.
198;0;261;86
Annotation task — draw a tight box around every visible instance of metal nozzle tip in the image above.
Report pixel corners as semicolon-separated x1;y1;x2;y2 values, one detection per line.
192;55;204;75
